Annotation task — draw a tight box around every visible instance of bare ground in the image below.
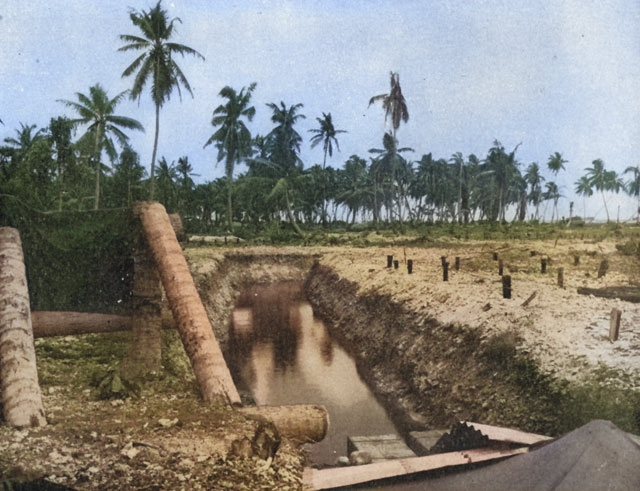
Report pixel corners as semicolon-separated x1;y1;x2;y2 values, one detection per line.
2;235;640;489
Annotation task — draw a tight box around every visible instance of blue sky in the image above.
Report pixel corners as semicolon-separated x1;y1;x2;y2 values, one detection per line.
2;0;639;220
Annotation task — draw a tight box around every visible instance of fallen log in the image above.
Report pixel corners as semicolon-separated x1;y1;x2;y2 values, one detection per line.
0;227;47;428
577;286;640;303
302;447;528;490
139;202;240;405
239;404;329;443
31;311;175;338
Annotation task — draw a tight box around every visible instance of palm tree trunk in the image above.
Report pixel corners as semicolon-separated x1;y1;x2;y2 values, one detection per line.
284;189;305;237
149;104;160;200
138;202;240;404
0;227;47;428
602;191;610;222
119;223;163;380
93;128;103;210
226;155;234;233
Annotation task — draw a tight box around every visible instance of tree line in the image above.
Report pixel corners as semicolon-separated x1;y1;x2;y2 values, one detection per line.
2;1;638;236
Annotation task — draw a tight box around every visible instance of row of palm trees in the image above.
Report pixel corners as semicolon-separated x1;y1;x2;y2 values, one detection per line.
2;1;638;230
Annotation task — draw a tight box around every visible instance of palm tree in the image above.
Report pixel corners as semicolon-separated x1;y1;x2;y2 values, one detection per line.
369;132;413;222
547;152;568;176
574;175;593;221
204;83;256;231
119;0;204;200
585;159;625;222
369;72;409;138
524;162;545;220
543;181;561;222
624;165;640;222
309;112;347;225
59;84;144;209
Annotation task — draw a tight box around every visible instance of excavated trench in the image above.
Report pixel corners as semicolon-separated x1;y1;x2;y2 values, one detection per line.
189;251;563;446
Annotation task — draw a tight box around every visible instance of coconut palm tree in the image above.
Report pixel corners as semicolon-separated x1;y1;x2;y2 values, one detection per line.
204;83;256;231
574;175;593;221
247;102;306;236
309;112;347;225
547;152;568;176
369;71;409;138
524;162;545;220
58;84;144;209
119;1;204;200
543;181;561;222
624;165;640;222
585;159;625;222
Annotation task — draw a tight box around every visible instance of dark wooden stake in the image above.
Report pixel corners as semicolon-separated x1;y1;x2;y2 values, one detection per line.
498;259;504;276
407;259;413;274
609;308;621;342
598;259;609;279
442;262;449;282
541;258;547;274
387;255;393;268
557;267;564;288
441;256;447;267
393;260;399;269
493;252;499;261
502;275;512;299
574;255;580;266
455;257;460;271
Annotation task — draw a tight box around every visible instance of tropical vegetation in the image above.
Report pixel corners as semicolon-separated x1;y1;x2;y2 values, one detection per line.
1;2;636;239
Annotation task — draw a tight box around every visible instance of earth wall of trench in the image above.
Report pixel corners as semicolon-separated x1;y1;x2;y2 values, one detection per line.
187;250;562;436
302;262;563;437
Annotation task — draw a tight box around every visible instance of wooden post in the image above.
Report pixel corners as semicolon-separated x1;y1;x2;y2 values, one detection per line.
393;260;399;269
387;255;393;268
609;308;621;342
454;257;460;271
493;252;498;261
598;259;609;279
441;256;447;266
502;275;512;299
0;227;47;428
498;259;504;276
541;258;547;274
557;268;564;288
574;255;580;266
407;259;413;274
442;261;449;282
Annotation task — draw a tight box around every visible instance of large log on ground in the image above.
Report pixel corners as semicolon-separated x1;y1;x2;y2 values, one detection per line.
577;285;640;303
0;227;47;427
31;310;175;338
138;202;240;405
239;404;329;443
32;311;132;337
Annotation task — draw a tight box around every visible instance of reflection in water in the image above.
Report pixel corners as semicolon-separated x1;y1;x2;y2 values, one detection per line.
228;281;398;465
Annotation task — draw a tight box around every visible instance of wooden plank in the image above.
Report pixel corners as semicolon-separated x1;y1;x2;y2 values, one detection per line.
464;422;553;446
302;447;528;490
347;434;415;461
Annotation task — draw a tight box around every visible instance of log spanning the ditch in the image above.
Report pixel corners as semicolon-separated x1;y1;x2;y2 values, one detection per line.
239;404;329;443
0;227;47;428
138;202;241;405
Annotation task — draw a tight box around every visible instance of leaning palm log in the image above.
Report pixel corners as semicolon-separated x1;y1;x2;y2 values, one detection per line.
139;202;240;404
239;404;329;443
0;227;47;427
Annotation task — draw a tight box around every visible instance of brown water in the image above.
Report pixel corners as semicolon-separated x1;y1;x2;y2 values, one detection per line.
227;281;398;466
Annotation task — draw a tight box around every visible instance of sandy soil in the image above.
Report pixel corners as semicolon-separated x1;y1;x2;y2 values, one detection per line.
308;239;640;388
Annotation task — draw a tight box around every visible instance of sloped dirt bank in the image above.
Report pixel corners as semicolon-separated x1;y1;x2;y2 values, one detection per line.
303;262;565;437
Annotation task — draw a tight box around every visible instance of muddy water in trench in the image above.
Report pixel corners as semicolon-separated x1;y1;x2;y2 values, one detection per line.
227;281;398;466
